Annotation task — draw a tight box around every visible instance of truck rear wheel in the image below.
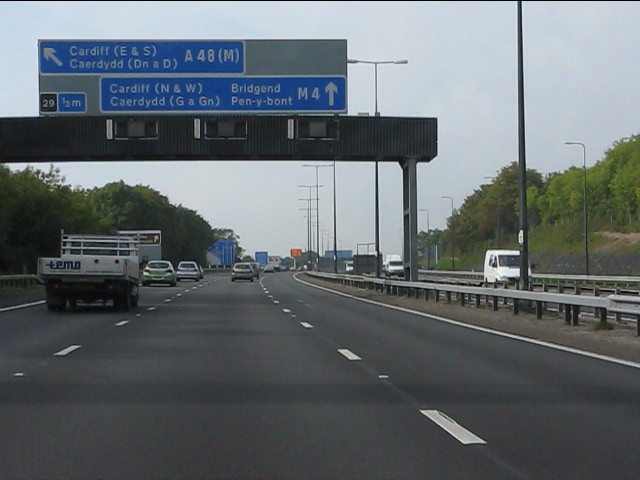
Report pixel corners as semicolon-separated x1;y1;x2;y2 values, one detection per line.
131;284;139;307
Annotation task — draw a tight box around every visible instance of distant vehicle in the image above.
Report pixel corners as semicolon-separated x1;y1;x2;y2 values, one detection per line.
231;262;254;282
250;262;260;279
344;260;354;273
142;260;177;287
264;264;275;273
483;249;532;284
268;255;282;271
176;261;203;282
383;254;404;277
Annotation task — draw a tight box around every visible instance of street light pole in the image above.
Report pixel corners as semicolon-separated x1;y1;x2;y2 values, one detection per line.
303;163;333;272
483;175;500;248
441;196;454;271
347;58;408;277
298;199;312;263
564;141;589;276
419;208;430;269
299;184;321;270
332;161;338;273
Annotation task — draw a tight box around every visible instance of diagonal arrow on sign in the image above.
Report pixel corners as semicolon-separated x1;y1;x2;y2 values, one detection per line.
43;48;63;67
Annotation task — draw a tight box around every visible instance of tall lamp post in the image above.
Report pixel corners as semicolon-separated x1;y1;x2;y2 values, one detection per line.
564;141;589;276
303;163;334;272
299;185;321;270
298;201;312;264
347;58;408;277
419;208;430;269
483;175;500;248
441;196;455;271
332;161;337;273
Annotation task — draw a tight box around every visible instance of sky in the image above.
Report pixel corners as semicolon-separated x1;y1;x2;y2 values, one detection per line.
2;1;639;259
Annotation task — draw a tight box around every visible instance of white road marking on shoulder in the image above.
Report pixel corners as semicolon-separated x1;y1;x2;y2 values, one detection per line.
338;349;361;361
420;410;486;445
54;345;82;357
0;300;46;312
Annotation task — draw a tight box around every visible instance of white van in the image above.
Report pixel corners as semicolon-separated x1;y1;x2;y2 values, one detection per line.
383;254;404;277
484;249;531;284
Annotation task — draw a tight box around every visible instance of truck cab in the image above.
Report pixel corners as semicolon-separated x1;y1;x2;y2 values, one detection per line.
484;249;532;284
383;254;404;277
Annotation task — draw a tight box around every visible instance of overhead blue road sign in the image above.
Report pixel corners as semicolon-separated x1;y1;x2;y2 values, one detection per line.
39;40;244;75
100;76;346;113
211;240;235;266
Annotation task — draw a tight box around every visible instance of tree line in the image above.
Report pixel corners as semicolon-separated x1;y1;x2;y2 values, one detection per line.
421;133;640;264
0;165;243;274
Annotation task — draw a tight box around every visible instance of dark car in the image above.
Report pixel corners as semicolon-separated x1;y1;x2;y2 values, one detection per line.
231;262;254;282
176;261;204;282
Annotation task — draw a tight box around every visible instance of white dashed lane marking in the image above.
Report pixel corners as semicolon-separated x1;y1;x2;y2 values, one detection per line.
54;345;82;357
337;349;361;361
420;410;487;445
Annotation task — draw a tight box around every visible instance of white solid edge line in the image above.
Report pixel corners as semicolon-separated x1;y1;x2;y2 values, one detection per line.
0;300;46;313
293;275;640;370
338;348;361;361
421;410;487;445
54;345;82;356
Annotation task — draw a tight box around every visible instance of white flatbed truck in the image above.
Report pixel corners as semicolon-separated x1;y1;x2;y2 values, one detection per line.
37;233;140;312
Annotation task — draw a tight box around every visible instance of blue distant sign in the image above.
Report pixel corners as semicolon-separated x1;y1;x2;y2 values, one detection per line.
325;250;353;259
211;240;235;266
39;40;245;75
100;76;346;113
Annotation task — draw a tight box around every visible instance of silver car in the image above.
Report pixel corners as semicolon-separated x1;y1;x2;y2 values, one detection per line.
176;261;203;282
231;262;254;282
